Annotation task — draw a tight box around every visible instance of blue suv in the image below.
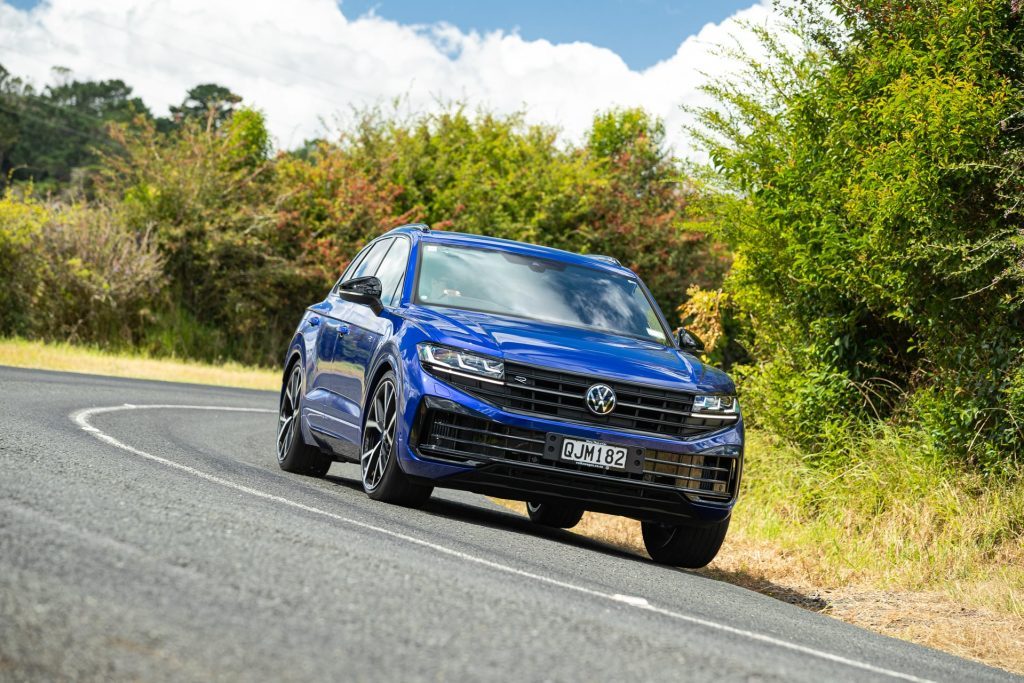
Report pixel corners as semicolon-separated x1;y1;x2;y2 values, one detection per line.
277;224;743;567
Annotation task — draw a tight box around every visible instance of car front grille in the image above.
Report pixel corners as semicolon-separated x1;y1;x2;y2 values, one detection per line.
417;409;738;502
424;361;735;440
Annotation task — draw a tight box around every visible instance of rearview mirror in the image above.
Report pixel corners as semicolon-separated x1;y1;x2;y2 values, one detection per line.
677;328;705;355
339;276;384;315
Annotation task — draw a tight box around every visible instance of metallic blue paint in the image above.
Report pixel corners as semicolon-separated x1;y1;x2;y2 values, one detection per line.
283;226;743;523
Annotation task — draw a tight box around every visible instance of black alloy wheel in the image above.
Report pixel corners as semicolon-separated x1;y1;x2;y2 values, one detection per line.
360;370;433;507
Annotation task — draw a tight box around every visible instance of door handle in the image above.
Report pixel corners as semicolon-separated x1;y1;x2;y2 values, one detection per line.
308;316;321;327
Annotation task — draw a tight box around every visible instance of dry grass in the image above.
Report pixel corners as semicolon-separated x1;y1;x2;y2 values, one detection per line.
492;429;1024;675
0;338;279;391
704;536;1024;675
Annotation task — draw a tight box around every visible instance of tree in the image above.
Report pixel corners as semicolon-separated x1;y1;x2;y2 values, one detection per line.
0;64;151;185
45;71;150;123
0;64;28;180
167;83;242;128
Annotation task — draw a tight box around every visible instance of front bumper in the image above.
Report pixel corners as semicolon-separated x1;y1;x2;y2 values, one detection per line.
398;369;743;525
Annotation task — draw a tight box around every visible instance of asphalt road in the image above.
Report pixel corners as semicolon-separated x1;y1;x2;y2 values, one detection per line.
0;366;1016;683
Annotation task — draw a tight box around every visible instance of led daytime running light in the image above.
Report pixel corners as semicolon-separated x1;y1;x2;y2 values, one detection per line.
418;344;504;381
693;395;738;414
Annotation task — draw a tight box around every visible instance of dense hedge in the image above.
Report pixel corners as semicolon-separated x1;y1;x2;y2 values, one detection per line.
0;106;724;367
693;0;1024;468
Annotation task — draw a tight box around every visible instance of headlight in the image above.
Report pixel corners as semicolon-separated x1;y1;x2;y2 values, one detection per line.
692;394;738;415
418;343;504;382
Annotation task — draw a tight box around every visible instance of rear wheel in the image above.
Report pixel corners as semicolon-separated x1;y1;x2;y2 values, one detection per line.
277;362;331;477
526;501;585;529
361;371;433;507
641;516;730;568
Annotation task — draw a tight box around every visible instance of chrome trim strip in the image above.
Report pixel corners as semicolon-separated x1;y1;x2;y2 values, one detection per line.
424;364;506;385
507;384;583;400
613;400;692;416
304;407;360;429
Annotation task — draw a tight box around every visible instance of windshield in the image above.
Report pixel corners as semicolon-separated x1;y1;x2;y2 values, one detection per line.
415;243;670;345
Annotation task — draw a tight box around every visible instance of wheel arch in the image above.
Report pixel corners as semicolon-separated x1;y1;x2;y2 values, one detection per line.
363;349;399;418
282;342;304;388
280;338;309;420
282;335;306;379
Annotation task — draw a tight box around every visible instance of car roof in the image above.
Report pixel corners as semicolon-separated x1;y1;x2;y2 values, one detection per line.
385;225;633;276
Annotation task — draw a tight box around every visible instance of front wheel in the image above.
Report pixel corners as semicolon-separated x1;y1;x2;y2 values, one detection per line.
360;370;433;507
641;516;730;568
526;501;584;529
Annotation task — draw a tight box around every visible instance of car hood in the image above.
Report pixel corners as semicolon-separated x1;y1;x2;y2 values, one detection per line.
402;305;734;394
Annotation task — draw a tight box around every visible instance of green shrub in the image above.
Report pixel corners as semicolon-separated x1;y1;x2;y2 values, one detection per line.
580;108;729;312
0;191;163;347
35;203;164;344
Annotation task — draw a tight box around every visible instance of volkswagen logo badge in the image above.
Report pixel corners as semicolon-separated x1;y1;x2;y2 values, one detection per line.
585;383;616;415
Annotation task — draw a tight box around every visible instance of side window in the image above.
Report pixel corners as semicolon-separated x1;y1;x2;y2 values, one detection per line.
335;244;372;292
373;237;411;308
349;238;393;281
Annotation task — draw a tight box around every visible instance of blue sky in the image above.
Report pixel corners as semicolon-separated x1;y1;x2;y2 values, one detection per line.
340;0;756;70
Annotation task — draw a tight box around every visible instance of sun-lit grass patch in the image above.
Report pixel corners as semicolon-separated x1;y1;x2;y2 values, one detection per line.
0;337;279;391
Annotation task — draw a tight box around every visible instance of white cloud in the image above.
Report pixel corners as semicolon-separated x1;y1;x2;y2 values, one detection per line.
0;0;780;157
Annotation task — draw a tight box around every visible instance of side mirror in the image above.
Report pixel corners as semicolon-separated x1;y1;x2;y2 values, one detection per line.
339;276;384;315
677;328;705;355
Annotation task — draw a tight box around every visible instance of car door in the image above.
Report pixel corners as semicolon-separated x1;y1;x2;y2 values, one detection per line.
331;234;411;409
305;238;394;449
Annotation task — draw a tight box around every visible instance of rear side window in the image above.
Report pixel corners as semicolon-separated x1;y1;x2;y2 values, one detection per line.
374;237;411;307
349;238;393;281
336;244;372;290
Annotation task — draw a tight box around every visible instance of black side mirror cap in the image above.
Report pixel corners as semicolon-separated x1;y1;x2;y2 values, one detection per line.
677;328;705;355
338;276;384;315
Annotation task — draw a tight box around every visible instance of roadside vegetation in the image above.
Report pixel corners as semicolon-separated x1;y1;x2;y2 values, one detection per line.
1;0;1022;673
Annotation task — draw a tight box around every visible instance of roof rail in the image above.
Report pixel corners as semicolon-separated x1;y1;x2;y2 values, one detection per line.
589;254;621;266
404;223;431;232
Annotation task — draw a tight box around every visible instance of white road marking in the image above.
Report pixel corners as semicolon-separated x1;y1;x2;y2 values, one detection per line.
612;594;651;608
71;403;935;683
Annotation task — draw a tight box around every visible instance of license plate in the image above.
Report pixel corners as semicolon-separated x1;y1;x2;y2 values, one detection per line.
560;438;628;471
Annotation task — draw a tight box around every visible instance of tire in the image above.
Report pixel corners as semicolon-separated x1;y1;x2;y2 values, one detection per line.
360;370;433;507
277;361;332;477
526;501;585;529
641;516;730;568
